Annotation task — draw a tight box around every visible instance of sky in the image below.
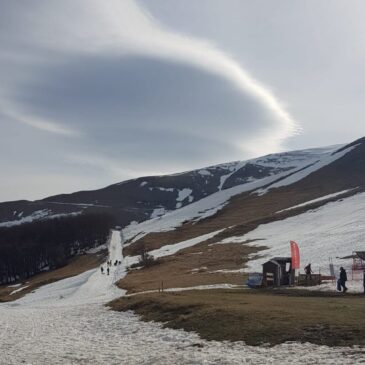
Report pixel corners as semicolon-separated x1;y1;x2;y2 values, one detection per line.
1;0;365;202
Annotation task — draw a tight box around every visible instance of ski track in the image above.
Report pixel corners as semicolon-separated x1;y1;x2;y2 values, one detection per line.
1;230;364;364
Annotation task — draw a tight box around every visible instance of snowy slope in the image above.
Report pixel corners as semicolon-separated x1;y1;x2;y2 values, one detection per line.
219;192;365;274
0;144;346;227
276;189;356;213
123;144;355;242
16;230;125;307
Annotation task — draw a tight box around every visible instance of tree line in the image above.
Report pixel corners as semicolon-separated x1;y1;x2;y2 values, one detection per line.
0;213;114;284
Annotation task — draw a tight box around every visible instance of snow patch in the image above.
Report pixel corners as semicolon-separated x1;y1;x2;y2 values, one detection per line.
10;286;29;295
198;169;212;176
149;187;175;192
176;188;193;202
224;192;365;274
277;189;357;213
150;207;168;219
150;229;225;259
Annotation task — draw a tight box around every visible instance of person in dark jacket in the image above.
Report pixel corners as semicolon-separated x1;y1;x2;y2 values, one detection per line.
304;263;313;282
338;267;348;293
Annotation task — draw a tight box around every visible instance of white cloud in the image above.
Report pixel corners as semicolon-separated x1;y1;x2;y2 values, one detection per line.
2;107;80;137
0;0;298;155
0;0;302;201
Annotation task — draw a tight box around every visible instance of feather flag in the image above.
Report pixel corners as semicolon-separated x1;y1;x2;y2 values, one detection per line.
290;240;300;269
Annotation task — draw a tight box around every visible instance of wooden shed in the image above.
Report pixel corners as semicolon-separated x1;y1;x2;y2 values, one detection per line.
262;257;295;287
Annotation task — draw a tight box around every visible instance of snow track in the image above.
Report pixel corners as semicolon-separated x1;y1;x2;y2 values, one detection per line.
1;230;364;364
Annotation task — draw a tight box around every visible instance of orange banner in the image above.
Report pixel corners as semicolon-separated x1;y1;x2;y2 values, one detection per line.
290;240;300;269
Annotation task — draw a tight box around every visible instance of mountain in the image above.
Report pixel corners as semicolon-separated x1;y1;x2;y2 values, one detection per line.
1;138;364;231
115;137;365;295
2;137;365;294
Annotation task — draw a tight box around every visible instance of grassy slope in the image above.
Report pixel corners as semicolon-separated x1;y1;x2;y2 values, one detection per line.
119;241;265;293
109;289;365;347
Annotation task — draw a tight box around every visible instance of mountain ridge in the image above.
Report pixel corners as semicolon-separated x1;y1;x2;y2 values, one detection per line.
0;138;363;229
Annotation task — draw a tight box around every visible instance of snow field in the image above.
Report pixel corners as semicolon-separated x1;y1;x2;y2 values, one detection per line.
149;229;225;259
2;302;364;365
219;192;365;277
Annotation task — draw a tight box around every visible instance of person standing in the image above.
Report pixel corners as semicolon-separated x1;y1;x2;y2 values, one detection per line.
338;267;348;293
100;266;104;274
304;263;313;283
107;267;110;276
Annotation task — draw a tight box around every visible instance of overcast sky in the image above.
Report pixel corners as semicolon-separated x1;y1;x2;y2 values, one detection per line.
1;0;365;202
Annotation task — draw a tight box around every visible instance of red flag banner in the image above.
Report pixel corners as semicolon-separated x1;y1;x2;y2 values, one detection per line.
290;240;300;269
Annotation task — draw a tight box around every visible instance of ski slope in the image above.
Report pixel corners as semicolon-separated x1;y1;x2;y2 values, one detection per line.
1;230;364;364
220;192;365;276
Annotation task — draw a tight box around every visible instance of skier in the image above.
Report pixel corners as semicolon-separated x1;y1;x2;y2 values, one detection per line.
107;267;110;276
337;267;348;293
304;263;312;282
101;266;104;274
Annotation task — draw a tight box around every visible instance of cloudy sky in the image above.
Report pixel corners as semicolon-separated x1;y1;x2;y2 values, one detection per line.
1;0;365;202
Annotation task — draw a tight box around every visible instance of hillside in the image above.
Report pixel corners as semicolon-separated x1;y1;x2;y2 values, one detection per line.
1;137;365;291
1;139;362;230
117;137;365;293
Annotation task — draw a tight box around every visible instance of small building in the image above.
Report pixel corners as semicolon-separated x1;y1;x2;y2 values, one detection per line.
262;257;295;287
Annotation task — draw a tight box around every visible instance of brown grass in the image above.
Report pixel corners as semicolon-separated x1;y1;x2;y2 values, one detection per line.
118;241;266;293
109;288;365;347
0;250;107;302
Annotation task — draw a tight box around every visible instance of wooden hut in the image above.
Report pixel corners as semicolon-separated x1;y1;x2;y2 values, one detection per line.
262;257;295;287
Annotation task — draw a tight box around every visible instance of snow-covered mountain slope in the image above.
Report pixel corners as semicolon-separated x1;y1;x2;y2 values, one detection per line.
219;192;365;274
0;137;364;231
123;142;358;242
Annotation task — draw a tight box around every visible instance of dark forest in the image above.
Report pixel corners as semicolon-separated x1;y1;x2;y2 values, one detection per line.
0;213;114;284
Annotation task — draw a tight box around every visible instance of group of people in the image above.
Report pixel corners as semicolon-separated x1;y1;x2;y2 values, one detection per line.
100;259;122;276
107;260;121;267
304;263;349;293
